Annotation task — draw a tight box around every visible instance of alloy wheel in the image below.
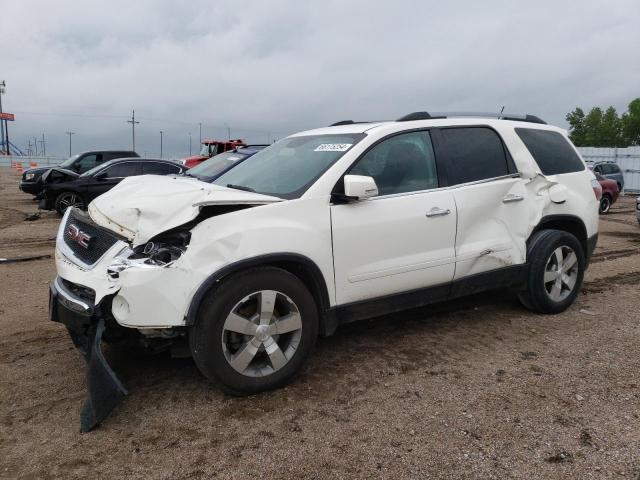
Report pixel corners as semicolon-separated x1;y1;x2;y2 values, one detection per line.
543;246;579;302
221;290;302;377
58;193;83;211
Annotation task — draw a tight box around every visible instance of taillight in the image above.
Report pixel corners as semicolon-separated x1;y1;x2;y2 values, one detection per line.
591;178;602;200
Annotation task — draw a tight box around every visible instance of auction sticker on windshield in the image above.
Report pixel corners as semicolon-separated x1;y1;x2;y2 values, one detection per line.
314;143;352;152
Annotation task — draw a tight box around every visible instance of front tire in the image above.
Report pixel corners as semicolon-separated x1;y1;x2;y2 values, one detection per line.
518;230;585;314
189;267;318;396
599;194;611;214
54;191;85;215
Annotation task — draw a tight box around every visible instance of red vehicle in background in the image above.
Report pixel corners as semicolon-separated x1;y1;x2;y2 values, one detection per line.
183;139;246;168
595;172;620;214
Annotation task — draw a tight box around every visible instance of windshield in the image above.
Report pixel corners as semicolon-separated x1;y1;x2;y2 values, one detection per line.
59;154;80;169
80;162;108;177
213;134;365;199
188;150;248;181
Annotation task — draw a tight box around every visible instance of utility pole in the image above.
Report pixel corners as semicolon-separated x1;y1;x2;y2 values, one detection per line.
189;132;192;156
41;133;46;156
0;80;8;154
33;136;39;156
0;80;5;153
223;122;231;140
199;122;202;144
127;109;140;151
160;130;163;159
65;131;75;157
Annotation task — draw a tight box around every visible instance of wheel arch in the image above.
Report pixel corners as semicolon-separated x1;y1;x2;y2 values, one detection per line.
185;253;337;336
528;215;588;259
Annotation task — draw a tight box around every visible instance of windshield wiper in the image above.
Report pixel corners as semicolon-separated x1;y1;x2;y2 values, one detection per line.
226;183;255;192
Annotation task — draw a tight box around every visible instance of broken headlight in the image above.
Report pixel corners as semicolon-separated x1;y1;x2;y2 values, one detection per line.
131;230;191;266
107;231;191;279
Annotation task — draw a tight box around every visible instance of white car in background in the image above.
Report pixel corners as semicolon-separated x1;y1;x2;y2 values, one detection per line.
50;111;599;430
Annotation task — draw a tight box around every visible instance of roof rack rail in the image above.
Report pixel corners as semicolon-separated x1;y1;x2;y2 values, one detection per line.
396;112;445;122
329;120;377;126
396;111;547;125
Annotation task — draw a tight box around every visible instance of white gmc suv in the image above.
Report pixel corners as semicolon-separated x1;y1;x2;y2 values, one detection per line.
50;112;599;430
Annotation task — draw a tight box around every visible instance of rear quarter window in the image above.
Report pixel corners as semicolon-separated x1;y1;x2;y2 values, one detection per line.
515;128;584;175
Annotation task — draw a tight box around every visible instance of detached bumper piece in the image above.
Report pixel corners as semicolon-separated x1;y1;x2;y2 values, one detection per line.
49;277;128;432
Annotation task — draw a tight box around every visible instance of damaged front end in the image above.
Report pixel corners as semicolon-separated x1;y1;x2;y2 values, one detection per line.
49;277;127;432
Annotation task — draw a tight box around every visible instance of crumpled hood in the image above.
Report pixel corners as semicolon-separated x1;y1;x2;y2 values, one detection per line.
41;167;79;183
88;174;281;245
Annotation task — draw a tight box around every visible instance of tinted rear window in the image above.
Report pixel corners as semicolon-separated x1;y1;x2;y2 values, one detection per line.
143;162;182;175
440;127;510;185
515;128;584;175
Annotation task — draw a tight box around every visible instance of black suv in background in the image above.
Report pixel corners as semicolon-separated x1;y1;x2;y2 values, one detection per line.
40;157;187;215
19;150;139;196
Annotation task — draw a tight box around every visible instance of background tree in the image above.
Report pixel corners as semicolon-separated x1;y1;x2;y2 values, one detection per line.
566;98;640;147
621;98;640;145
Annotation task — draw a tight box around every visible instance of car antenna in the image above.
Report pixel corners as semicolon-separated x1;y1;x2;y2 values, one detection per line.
498;105;505;119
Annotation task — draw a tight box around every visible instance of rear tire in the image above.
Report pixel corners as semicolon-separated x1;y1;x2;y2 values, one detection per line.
54;191;85;215
518;230;585;314
189;267;318;396
599;194;611;214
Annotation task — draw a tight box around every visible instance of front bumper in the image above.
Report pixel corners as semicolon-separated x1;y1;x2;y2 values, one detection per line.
19;181;40;195
50;276;127;432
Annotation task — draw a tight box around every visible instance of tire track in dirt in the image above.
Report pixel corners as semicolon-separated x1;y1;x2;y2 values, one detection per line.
582;271;640;293
0;237;56;249
0;206;26;231
590;248;640;263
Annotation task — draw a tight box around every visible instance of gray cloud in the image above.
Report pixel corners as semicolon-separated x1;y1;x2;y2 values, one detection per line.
1;0;639;158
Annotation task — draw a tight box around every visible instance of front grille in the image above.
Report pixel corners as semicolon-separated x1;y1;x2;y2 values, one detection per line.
59;277;96;304
62;209;121;265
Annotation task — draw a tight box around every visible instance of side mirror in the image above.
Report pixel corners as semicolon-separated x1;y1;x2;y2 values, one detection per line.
343;175;378;200
94;171;108;180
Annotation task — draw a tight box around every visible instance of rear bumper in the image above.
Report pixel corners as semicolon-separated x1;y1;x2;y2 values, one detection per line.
49;276;127;432
585;233;598;266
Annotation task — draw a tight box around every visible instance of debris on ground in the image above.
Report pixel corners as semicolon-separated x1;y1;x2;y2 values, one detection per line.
545;451;574;463
0;254;52;264
24;212;42;221
520;351;538;360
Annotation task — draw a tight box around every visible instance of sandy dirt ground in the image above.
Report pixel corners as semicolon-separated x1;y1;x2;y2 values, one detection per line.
1;166;639;479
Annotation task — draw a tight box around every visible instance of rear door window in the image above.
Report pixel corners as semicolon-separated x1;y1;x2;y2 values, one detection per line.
515;128;584;175
439;127;510;185
103;162;140;178
142;162;182;175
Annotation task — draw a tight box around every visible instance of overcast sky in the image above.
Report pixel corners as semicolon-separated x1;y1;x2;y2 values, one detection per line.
1;0;639;158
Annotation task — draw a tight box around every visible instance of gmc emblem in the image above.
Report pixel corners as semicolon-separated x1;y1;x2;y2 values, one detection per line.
66;224;93;249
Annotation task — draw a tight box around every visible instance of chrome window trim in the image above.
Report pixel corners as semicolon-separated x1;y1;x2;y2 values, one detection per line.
369;173;521;201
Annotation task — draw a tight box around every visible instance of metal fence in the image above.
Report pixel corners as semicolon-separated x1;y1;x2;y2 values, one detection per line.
577;146;640;194
0;155;65;168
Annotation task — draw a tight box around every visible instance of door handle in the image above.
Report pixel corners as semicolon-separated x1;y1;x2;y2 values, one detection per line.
502;193;524;203
425;207;451;217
